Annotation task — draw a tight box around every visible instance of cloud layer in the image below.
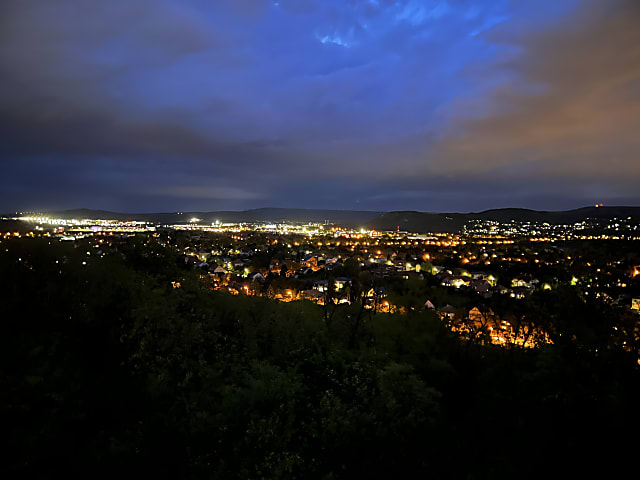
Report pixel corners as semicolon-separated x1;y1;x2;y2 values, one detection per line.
1;0;639;212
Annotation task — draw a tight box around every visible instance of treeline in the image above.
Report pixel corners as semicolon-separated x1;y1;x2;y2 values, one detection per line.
1;238;639;478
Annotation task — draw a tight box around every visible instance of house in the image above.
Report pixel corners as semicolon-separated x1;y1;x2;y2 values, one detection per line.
510;288;529;299
230;281;251;295
439;272;453;286
211;266;230;285
512;274;539;289
300;289;323;302
393;259;406;271
424;300;436;310
313;280;329;292
365;287;387;299
361;287;386;310
324;260;338;271
441;275;469;289
469;305;496;325
375;298;395;313
437;304;458;320
632;298;640;311
252;272;265;282
470;279;492;296
373;264;400;278
196;251;211;261
488;320;513;345
232;259;245;269
467;306;515;343
303;255;318;268
335;277;351;290
471;271;487;280
494;284;509;295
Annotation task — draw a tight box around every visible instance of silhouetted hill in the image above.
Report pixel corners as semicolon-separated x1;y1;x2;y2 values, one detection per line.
367;206;640;232
32;205;640;232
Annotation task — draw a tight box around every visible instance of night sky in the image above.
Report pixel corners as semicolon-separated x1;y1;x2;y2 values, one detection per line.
1;0;639;213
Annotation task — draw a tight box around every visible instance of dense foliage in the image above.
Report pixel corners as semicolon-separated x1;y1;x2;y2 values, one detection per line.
2;238;639;478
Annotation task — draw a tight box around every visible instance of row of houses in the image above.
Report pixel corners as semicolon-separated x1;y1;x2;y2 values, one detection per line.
432;303;550;347
437;270;545;299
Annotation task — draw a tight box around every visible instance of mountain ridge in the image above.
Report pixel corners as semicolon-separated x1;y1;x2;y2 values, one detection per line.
11;205;640;232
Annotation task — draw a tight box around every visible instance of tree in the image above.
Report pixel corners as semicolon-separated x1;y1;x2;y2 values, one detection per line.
420;261;434;275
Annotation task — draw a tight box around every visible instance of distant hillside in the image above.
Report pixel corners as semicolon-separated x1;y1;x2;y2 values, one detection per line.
367;206;640;233
28;205;640;233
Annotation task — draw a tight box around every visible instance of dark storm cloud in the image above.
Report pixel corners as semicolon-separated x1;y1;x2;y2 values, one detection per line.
0;0;639;212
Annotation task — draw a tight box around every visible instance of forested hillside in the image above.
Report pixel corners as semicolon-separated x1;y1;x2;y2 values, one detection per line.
2;238;638;478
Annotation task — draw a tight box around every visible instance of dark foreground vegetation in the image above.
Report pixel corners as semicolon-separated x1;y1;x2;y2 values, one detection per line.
2;238;639;478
